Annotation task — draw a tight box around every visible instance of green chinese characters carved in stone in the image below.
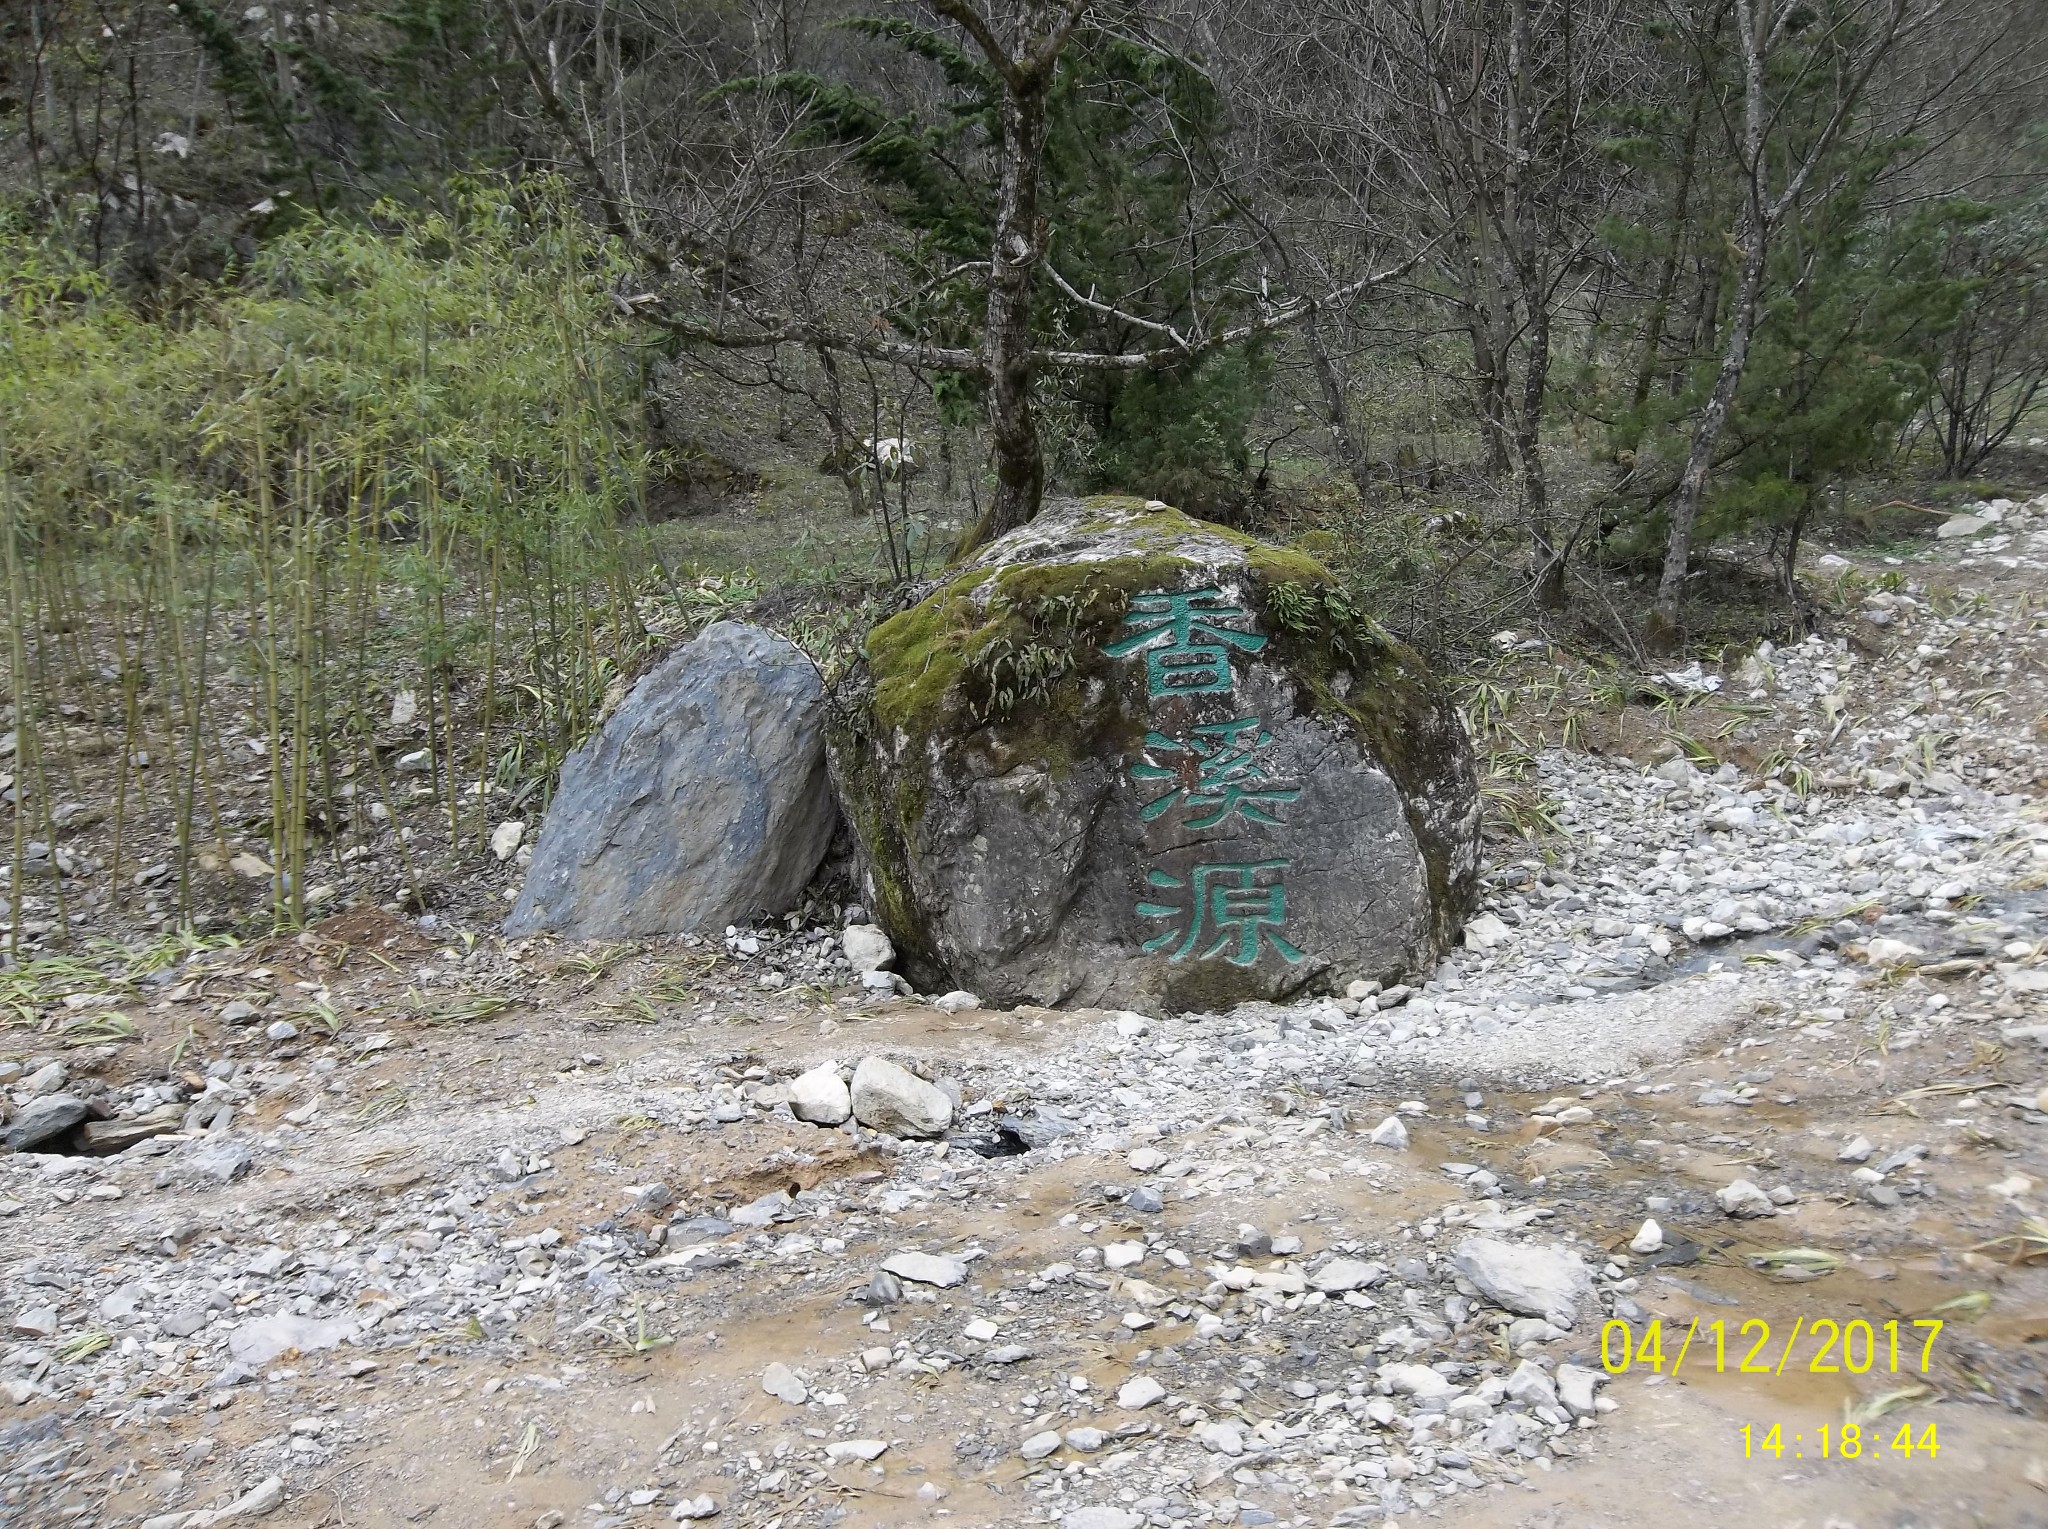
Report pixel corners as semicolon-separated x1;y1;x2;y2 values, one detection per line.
1129;716;1302;828
1103;588;1267;697
1135;861;1306;967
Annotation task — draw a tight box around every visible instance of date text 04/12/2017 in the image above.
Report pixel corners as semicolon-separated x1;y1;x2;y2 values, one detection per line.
1599;1316;1943;1377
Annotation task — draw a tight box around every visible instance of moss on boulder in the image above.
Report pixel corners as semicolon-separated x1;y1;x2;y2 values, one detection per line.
827;497;1481;1010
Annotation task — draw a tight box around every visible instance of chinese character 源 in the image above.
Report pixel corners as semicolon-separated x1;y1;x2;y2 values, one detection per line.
1135;861;1306;966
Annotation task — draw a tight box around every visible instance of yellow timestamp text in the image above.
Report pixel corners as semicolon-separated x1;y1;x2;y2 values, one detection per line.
1741;1422;1938;1460
1600;1316;1941;1377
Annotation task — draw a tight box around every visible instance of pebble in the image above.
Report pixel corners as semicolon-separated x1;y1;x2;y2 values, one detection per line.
1629;1219;1664;1254
1019;1429;1063;1460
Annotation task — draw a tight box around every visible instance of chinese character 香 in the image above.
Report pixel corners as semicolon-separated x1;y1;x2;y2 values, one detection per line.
1104;588;1267;697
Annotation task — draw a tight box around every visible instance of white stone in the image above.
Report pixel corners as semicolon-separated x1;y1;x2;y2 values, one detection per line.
1367;1115;1409;1150
489;820;524;861
1102;1241;1146;1270
962;1318;1000;1341
1862;937;1923;967
1837;1135;1874;1163
1126;1147;1167;1173
931;990;980;1013
1196;1420;1245;1455
226;1313;359;1365
1380;1363;1454;1400
841;925;895;974
1061;1508;1141;1529
850;1056;952;1137
1116;1375;1166;1409
824;1439;888;1464
181;1475;285;1526
1018;1430;1062;1460
788;1063;852;1126
880;1251;967;1288
1628;1219;1664;1255
1556;1363;1602;1417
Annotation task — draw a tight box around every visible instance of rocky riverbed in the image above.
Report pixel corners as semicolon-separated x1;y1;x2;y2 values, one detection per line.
4;499;2047;1529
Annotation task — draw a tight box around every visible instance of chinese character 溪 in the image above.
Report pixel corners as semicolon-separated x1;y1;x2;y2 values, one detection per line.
1128;717;1302;828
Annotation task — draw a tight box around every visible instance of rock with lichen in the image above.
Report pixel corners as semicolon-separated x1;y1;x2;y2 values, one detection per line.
826;496;1480;1011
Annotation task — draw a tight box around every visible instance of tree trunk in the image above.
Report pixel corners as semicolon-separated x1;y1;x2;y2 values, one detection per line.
1519;304;1562;607
1632;87;1705;410
969;44;1055;543
1304;309;1375;508
1647;210;1768;649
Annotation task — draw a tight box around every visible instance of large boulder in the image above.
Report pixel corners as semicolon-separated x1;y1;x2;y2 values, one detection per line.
827;497;1481;1011
507;621;836;938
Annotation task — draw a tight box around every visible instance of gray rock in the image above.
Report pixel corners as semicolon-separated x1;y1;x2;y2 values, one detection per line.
507;622;837;938
180;1474;284;1526
79;1106;184;1155
1504;1359;1558;1411
183;1139;255;1184
1309;1257;1386;1293
1018;1430;1062;1460
1555;1363;1601;1417
827;498;1481;1011
851;1057;953;1138
4;1094;90;1152
12;1306;58;1338
997;1108;1078;1149
1449;1238;1592;1327
21;1061;66;1096
788;1063;852;1126
1715;1179;1776;1218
